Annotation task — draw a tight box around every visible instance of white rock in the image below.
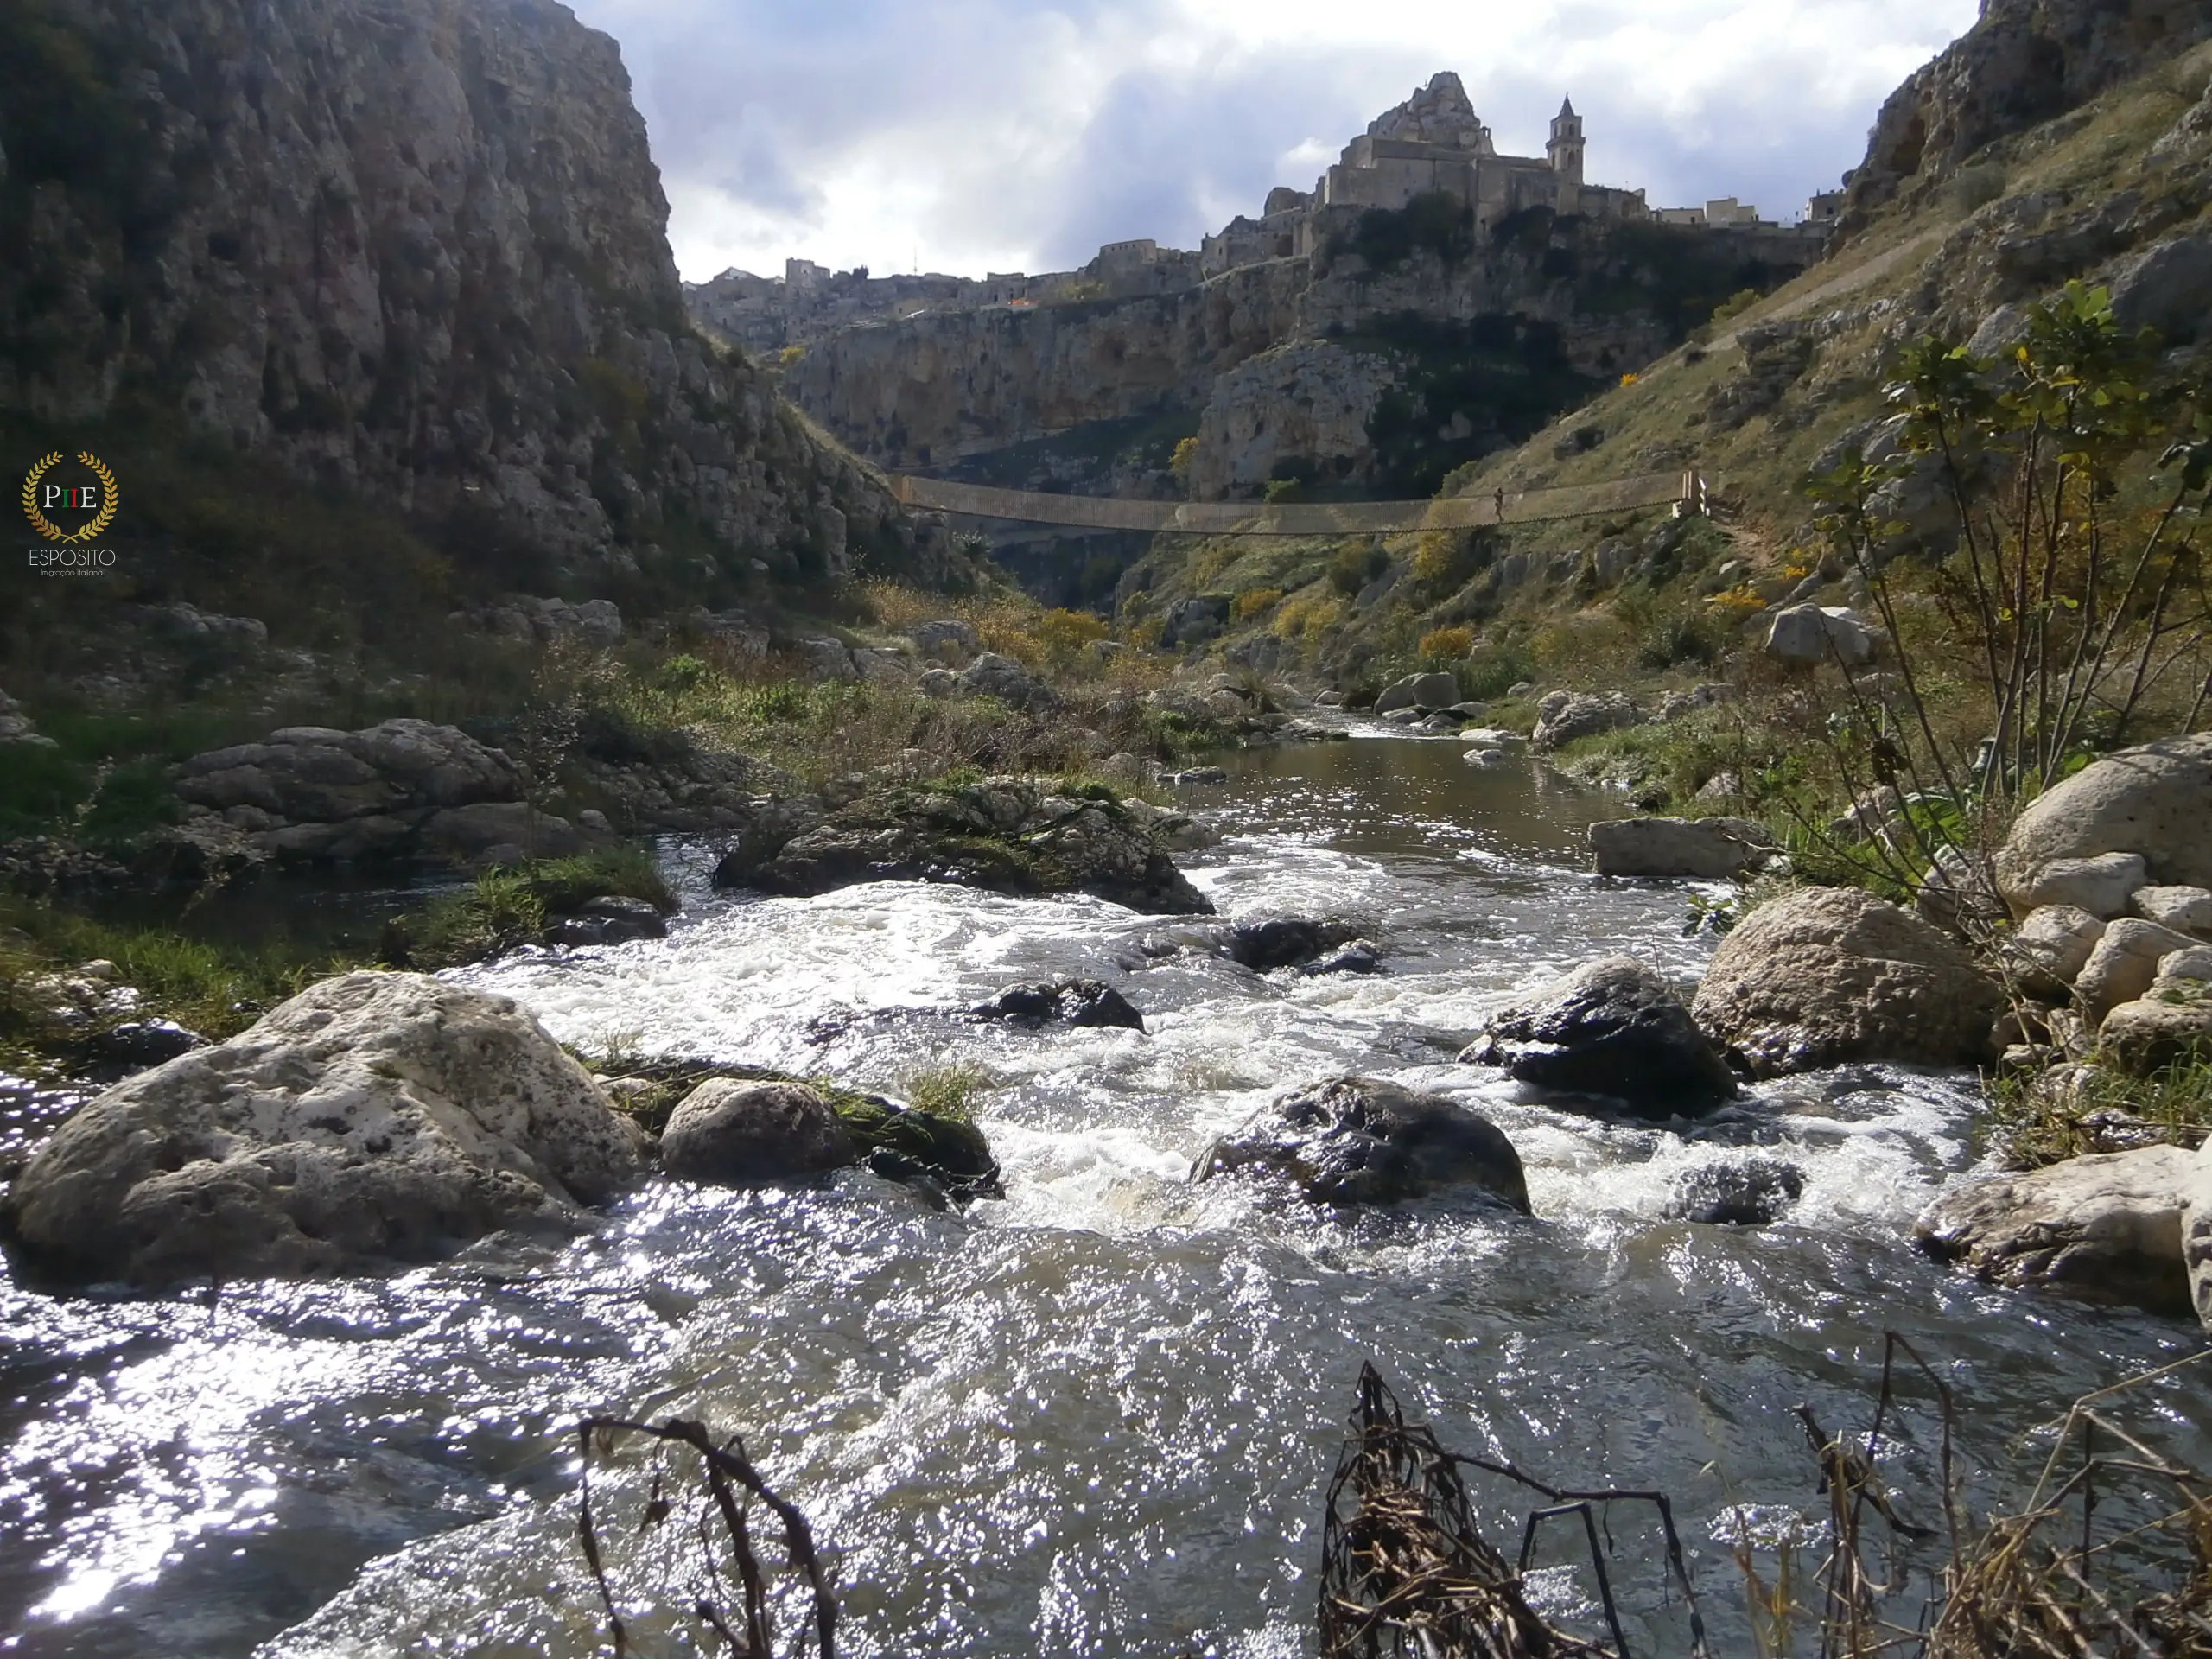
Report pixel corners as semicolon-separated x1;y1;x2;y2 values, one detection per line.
1919;1145;2194;1317
2006;851;2147;919
2001;904;2106;995
1;972;649;1286
2077;918;2203;1024
1763;603;1876;666
2135;886;2212;938
1996;735;2212;911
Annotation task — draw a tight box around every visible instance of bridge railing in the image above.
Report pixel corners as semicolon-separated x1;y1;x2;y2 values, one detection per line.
886;470;1695;534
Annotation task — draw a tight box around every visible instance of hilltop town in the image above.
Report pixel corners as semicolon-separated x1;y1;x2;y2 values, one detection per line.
689;72;1840;355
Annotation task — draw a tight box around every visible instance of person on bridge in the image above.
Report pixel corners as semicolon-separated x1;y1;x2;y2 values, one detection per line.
1493;486;1506;522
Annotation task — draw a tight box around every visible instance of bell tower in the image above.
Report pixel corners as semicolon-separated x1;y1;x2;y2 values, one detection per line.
1547;95;1585;214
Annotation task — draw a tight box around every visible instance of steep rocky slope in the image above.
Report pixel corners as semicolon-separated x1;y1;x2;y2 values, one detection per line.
0;0;937;595
1124;0;2212;684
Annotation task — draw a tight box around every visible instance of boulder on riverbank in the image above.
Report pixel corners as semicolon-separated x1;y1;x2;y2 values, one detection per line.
1692;886;2003;1077
1588;817;1777;880
1915;1145;2196;1317
1462;957;1739;1116
711;776;1213;914
1194;1077;1530;1211
0;972;650;1287
1531;690;1642;753
170;719;587;867
1994;734;2212;918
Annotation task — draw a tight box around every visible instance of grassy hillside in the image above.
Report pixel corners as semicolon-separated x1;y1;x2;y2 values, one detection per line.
1125;38;2212;709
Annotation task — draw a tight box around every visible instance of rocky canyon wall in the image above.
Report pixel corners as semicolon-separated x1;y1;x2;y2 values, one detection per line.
0;0;924;589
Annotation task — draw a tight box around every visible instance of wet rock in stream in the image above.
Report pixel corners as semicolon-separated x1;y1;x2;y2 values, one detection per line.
1462;956;1739;1116
1195;1076;1530;1211
1663;1158;1806;1225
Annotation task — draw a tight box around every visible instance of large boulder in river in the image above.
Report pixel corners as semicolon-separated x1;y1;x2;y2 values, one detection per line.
1194;1077;1529;1211
713;775;1212;915
659;1080;855;1185
1915;1145;2196;1318
1692;886;2003;1076
1589;817;1777;880
1993;735;2212;918
1462;957;1739;1116
0;972;648;1287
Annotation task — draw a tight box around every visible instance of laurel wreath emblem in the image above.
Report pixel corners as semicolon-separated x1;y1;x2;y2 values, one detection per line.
22;451;118;543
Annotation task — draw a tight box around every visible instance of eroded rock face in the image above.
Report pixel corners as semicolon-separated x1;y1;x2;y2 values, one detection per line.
1195;1077;1529;1211
658;1080;855;1185
1692;887;2004;1076
1916;1145;2196;1317
1;0;918;587
1462;957;1738;1116
711;777;1213;915
1995;735;2212;915
1588;817;1777;880
1841;0;2212;229
1;972;648;1286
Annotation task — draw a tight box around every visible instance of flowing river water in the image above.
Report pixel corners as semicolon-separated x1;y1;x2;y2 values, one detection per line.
3;734;2209;1656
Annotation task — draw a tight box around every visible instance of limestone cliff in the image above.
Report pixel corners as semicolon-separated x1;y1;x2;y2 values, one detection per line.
0;0;930;591
779;211;1818;503
1842;0;2212;231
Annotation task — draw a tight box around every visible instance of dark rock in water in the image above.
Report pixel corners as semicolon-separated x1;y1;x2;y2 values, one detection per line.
715;775;1211;915
1462;956;1738;1117
1306;939;1383;976
971;980;1145;1032
1195;1076;1529;1211
545;894;670;947
659;1079;856;1185
1226;916;1365;971
1665;1158;1806;1225
73;1020;206;1078
842;1098;1003;1201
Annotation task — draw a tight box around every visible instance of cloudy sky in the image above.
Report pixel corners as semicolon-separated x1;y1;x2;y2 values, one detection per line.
567;0;1980;283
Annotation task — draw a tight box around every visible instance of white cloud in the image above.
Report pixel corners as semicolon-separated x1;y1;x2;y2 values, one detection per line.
565;0;1980;282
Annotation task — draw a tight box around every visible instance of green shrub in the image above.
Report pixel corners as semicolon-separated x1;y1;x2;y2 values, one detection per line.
78;759;183;848
0;742;90;836
906;1061;995;1122
1328;543;1389;597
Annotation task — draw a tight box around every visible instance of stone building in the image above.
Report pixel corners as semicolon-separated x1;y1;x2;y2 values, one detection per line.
1301;74;1649;233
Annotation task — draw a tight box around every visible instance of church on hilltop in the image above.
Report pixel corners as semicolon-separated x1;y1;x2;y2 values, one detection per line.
1313;71;1639;226
1200;72;1694;276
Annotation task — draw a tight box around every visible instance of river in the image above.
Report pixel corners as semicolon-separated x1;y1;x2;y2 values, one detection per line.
3;735;2206;1656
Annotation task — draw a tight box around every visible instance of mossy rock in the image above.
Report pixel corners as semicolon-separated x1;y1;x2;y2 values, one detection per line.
591;1057;1002;1203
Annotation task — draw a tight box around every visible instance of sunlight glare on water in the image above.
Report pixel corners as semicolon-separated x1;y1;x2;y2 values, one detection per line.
4;738;2209;1658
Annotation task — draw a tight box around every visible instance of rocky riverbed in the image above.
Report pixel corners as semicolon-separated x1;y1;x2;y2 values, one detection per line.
3;734;2210;1657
